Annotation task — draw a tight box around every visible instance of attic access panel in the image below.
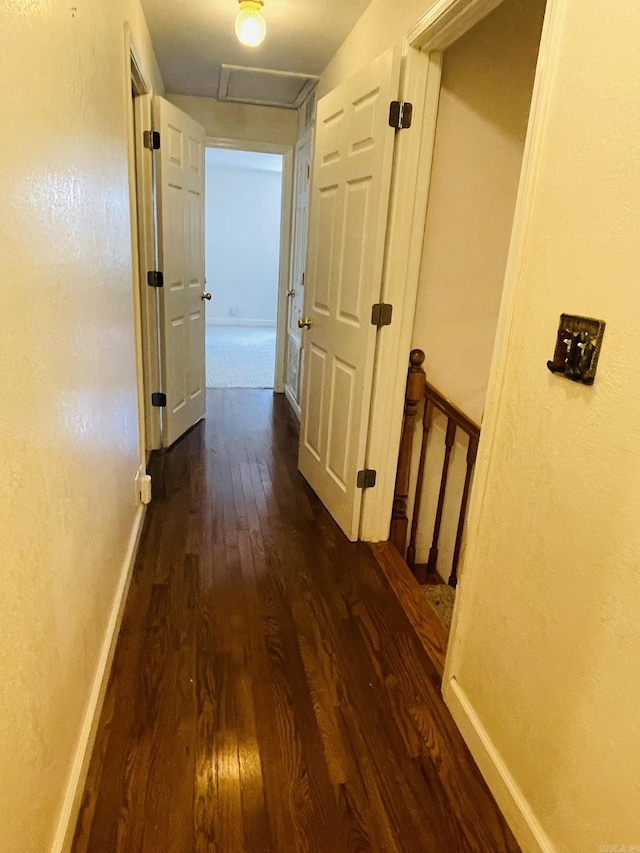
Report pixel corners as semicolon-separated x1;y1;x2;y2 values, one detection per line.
218;64;319;110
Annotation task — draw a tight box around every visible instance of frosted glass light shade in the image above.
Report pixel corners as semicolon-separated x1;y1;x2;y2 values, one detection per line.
235;1;267;47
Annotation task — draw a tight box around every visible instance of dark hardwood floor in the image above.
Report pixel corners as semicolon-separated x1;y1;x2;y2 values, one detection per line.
72;389;519;853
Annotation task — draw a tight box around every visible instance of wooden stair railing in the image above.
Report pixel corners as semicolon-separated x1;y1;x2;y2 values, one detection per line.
390;350;481;588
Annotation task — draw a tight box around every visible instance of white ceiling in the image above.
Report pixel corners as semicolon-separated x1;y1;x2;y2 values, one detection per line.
139;0;374;100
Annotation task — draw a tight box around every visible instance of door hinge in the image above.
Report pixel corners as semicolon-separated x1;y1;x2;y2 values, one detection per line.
151;392;167;408
389;101;413;131
371;303;393;328
147;270;164;288
357;469;377;490
143;130;161;150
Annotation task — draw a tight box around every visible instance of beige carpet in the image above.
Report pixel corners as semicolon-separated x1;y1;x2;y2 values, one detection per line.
206;325;276;388
421;584;456;632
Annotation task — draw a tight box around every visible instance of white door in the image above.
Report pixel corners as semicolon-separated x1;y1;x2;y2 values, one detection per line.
155;97;206;447
285;130;313;417
298;49;400;540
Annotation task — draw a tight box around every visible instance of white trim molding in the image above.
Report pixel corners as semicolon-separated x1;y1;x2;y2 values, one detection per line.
360;46;443;541
408;0;507;49
444;679;556;853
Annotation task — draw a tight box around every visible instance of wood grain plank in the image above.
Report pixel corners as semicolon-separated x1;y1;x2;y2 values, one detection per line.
72;390;519;853
369;540;449;679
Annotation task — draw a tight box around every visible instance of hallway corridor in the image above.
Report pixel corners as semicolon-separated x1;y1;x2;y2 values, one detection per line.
72;390;519;853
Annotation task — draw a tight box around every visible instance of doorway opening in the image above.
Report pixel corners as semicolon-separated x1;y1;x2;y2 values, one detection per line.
401;0;548;585
204;147;284;389
361;0;553;542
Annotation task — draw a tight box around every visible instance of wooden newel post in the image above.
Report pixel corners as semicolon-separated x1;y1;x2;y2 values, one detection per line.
390;350;426;558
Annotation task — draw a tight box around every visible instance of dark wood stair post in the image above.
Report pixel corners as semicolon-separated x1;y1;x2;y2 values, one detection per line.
426;418;457;576
406;395;433;576
448;433;479;588
390;350;426;565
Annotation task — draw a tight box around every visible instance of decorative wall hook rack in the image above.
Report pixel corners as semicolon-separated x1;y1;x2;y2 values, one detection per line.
547;314;606;386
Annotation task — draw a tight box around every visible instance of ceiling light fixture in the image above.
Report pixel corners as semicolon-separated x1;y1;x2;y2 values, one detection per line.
235;0;267;48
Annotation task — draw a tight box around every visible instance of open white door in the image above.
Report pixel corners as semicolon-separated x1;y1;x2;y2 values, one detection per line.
155;97;206;447
298;49;400;540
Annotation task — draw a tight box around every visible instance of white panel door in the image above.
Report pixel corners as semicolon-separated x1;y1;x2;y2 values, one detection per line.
285;130;313;416
298;49;400;540
155;97;206;447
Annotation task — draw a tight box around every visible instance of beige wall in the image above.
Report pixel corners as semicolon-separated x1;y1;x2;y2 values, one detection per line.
447;0;640;849
167;95;298;147
0;2;162;851
410;0;545;574
318;0;430;98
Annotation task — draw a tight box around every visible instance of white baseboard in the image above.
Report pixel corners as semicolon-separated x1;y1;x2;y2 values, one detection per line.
284;384;301;420
51;504;147;853
443;677;555;853
206;317;277;328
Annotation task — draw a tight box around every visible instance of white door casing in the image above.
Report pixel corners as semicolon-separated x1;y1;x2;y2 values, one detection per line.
155;97;206;447
298;49;401;541
285;129;313;418
133;93;162;452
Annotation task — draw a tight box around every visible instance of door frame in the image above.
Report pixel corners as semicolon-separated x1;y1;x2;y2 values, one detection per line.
360;0;564;543
284;125;314;419
125;27;158;461
204;137;294;393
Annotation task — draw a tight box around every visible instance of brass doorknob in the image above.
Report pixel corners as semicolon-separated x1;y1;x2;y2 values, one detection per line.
202;292;212;301
297;317;312;329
